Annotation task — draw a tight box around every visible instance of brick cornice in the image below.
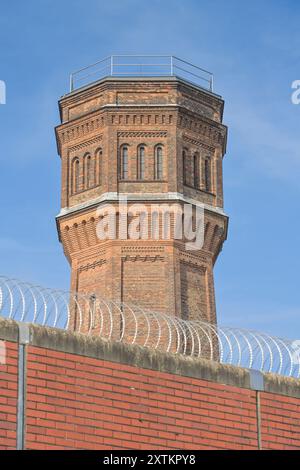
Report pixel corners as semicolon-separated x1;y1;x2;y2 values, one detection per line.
182;134;215;153
117;131;167;139
68;135;103;153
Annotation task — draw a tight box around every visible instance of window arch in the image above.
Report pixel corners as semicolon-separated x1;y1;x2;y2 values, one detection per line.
182;149;187;185
95;148;102;185
204;157;211;192
155;145;163;180
137;145;145;180
193;153;200;189
83;153;92;189
72;157;80;194
120;145;128;180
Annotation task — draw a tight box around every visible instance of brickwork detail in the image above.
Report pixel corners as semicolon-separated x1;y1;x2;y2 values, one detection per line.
0;340;298;450
0;341;18;449
0;329;300;450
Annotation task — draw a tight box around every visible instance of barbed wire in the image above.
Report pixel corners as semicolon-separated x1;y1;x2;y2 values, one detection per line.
0;275;299;378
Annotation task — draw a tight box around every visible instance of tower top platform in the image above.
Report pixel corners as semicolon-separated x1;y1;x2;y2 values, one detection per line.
68;55;214;94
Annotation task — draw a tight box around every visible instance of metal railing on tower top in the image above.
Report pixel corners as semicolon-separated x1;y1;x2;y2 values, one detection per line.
69;55;214;93
0;276;299;379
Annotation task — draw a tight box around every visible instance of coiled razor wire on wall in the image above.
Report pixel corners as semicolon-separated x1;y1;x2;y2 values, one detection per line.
0;275;299;378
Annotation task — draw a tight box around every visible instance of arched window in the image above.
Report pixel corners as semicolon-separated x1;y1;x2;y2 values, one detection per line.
84;154;92;189
72;158;80;194
204;157;211;192
155;145;163;180
183;149;187;185
193;153;200;189
137;145;145;180
95;148;102;185
120;145;128;179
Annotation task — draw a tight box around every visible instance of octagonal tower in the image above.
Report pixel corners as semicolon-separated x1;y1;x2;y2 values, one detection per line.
55;56;228;331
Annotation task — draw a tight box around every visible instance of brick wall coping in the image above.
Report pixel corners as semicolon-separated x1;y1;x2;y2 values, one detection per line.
1;317;299;399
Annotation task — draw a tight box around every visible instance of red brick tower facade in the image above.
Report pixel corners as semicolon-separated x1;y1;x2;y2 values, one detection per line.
55;73;228;329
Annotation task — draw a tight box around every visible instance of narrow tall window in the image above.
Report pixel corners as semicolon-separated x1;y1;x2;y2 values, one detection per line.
193;154;200;189
183;150;187;185
155;145;163;180
96;148;102;185
72;158;80;194
204;158;211;192
137;145;145;180
84;154;92;189
120;145;128;179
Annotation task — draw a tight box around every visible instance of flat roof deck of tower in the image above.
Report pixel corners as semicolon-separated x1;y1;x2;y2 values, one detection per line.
68;55;214;95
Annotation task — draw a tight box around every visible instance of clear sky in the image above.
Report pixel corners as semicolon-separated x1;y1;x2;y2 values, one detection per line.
0;0;299;339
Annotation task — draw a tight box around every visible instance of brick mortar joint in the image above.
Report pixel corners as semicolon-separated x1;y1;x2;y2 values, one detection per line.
0;316;300;398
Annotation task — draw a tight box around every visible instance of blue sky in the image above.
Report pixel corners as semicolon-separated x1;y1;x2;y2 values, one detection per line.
0;0;299;339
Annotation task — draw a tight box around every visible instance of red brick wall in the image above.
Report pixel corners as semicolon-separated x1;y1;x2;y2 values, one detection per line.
1;337;300;450
23;345;299;450
0;341;18;450
261;392;300;450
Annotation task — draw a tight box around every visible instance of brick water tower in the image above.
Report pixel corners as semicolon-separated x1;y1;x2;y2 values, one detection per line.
55;56;228;330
